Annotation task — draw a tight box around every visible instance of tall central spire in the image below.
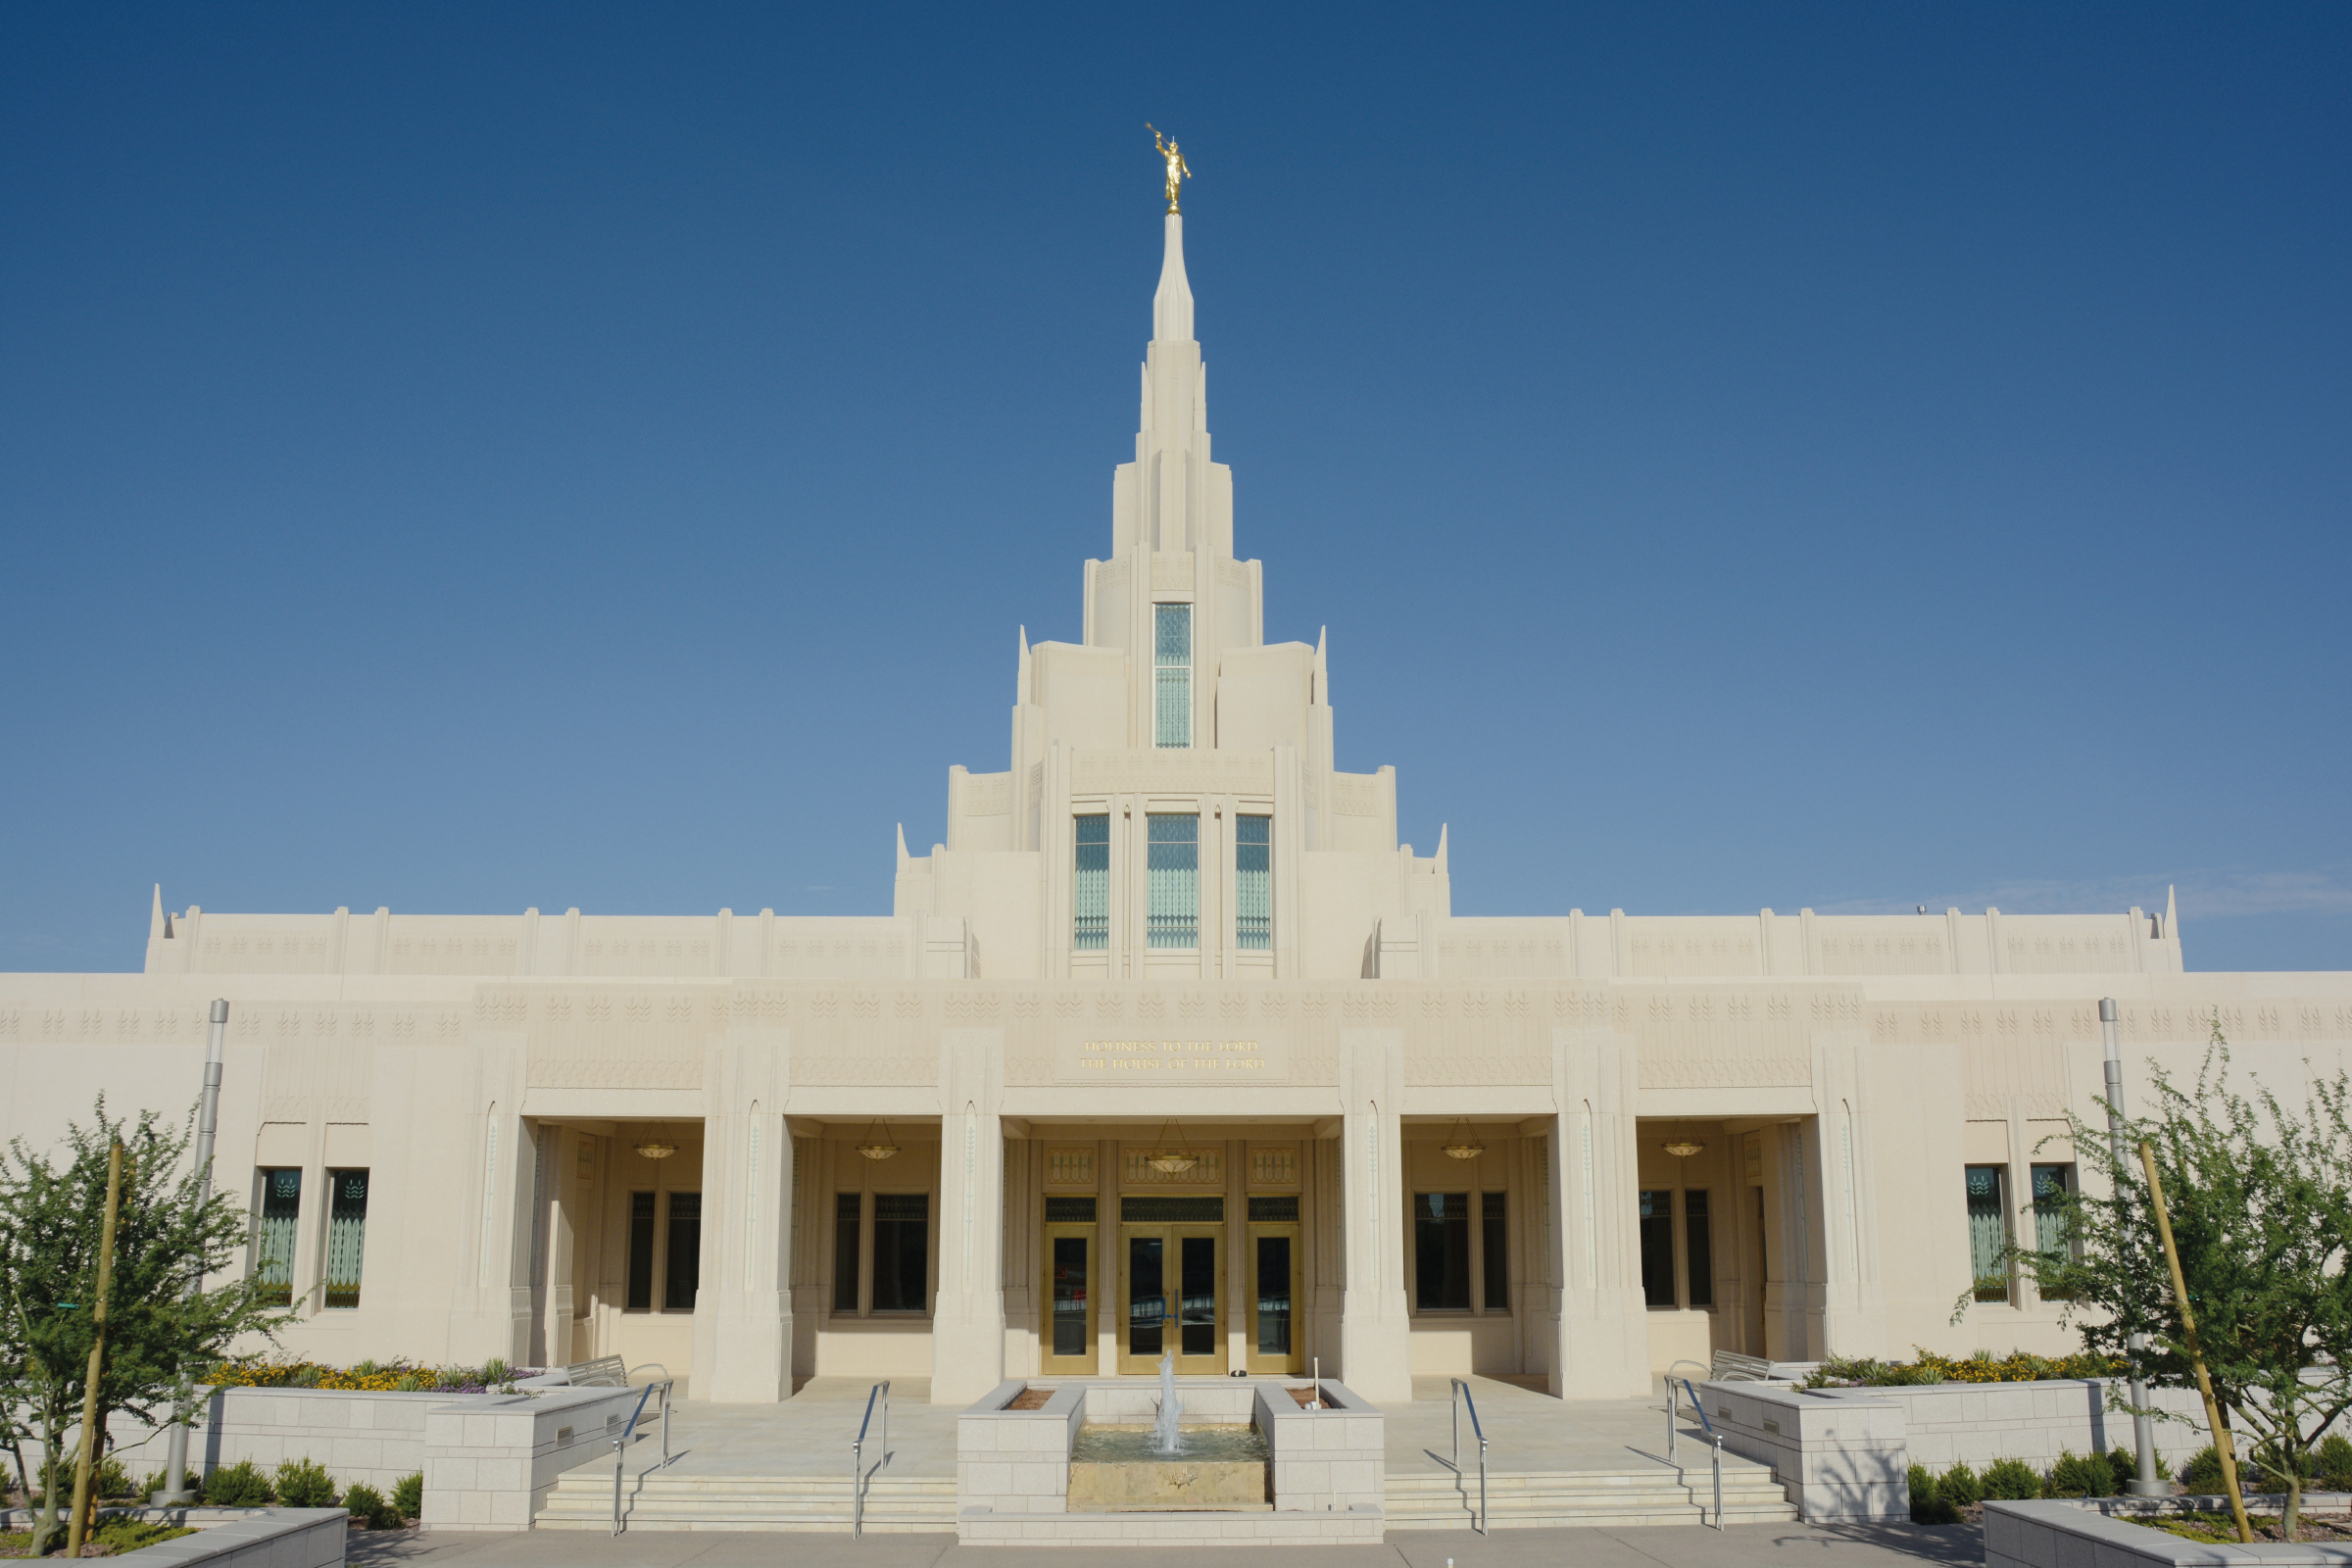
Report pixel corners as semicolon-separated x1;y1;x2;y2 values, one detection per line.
1152;214;1194;343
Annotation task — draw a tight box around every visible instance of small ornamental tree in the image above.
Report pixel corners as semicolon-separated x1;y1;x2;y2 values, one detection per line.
2013;1033;2352;1543
0;1097;288;1554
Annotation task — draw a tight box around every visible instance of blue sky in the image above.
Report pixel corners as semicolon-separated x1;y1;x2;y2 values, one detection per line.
3;3;2346;973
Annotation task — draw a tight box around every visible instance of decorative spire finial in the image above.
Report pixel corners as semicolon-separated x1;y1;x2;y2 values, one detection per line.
1148;124;1192;214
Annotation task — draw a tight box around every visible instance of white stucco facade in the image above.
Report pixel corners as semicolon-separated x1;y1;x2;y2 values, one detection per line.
4;212;2346;1411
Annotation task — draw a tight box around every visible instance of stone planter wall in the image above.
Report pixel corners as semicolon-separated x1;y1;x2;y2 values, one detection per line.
1254;1381;1382;1515
957;1381;1089;1517
1986;1497;2352;1568
417;1383;651;1531
65;1381;648;1532
1806;1378;2210;1471
1697;1381;1908;1523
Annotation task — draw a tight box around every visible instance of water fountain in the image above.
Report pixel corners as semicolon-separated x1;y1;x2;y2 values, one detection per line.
1152;1353;1184;1454
1063;1354;1269;1510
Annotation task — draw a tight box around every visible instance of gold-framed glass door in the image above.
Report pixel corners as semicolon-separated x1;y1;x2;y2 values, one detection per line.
1042;1200;1098;1373
1247;1220;1302;1373
1117;1195;1225;1375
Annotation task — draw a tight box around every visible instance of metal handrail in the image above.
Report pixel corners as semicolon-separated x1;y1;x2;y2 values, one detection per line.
1442;1377;1488;1536
609;1369;676;1537
851;1380;891;1539
1661;1376;1725;1528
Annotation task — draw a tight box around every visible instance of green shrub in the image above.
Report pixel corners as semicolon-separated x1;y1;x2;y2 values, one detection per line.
2105;1446;2143;1494
2179;1446;2223;1494
1937;1460;1984;1509
135;1467;202;1500
1908;1463;1961;1524
33;1451;135;1503
203;1459;275;1507
274;1456;338;1509
91;1519;196;1552
342;1482;402;1530
1982;1457;2042;1501
391;1470;424;1519
2318;1434;2352;1489
2045;1448;2115;1497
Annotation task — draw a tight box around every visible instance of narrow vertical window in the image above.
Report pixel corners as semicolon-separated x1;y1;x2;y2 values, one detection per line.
1072;814;1109;951
625;1192;657;1311
1965;1166;2009;1301
254;1169;301;1308
832;1194;861;1312
1639;1189;1676;1307
323;1169;369;1309
1147;813;1199;949
1480;1191;1508;1312
2031;1164;2075;1299
1153;604;1191;748
1413;1193;1471;1310
664;1192;701;1310
1684;1189;1713;1308
871;1194;929;1311
1235;814;1271;952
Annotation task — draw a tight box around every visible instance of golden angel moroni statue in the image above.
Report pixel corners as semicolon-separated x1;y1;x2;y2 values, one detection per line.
1148;124;1191;213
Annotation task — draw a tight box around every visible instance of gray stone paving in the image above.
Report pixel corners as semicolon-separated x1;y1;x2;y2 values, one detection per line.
348;1521;1984;1566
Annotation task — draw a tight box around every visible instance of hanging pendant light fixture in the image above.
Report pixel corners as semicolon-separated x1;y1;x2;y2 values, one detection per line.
1663;1137;1705;1159
1144;1116;1198;1174
857;1117;900;1161
634;1140;678;1160
1442;1116;1486;1161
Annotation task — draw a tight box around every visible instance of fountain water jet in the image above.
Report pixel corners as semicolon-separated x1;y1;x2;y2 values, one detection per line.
1152;1353;1184;1454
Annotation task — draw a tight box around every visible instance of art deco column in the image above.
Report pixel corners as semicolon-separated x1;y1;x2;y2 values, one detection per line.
1543;1022;1649;1398
1337;1028;1411;1403
931;1027;1007;1403
701;1019;794;1402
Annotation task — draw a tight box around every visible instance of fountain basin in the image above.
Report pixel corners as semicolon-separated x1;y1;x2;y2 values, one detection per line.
1067;1424;1270;1512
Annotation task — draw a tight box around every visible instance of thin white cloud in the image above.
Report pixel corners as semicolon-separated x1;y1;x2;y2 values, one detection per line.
1815;868;2352;921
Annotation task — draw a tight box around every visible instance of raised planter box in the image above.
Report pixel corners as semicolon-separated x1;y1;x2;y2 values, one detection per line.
50;1381;651;1533
1804;1378;2210;1471
1987;1496;2352;1568
1699;1380;1908;1524
0;1507;349;1566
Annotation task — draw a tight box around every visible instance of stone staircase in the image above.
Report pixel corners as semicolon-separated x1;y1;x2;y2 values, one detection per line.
1386;1462;1797;1530
534;1469;958;1533
537;1456;1792;1535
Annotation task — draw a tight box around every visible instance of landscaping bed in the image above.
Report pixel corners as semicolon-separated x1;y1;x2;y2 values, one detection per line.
1805;1347;2127;1388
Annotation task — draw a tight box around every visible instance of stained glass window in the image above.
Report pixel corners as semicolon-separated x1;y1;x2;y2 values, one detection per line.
2032;1163;2075;1300
1235;815;1270;952
1147;813;1198;949
1966;1165;2010;1301
1153;604;1191;748
1073;813;1109;951
254;1168;301;1308
323;1169;368;1309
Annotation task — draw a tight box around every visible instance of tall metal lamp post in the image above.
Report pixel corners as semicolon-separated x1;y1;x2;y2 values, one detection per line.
2101;997;2165;1495
156;999;227;1506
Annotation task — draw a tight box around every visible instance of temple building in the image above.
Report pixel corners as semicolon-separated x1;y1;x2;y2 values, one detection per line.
3;206;2344;1411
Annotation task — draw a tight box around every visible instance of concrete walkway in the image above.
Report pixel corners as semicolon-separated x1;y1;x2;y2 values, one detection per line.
350;1522;1984;1566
